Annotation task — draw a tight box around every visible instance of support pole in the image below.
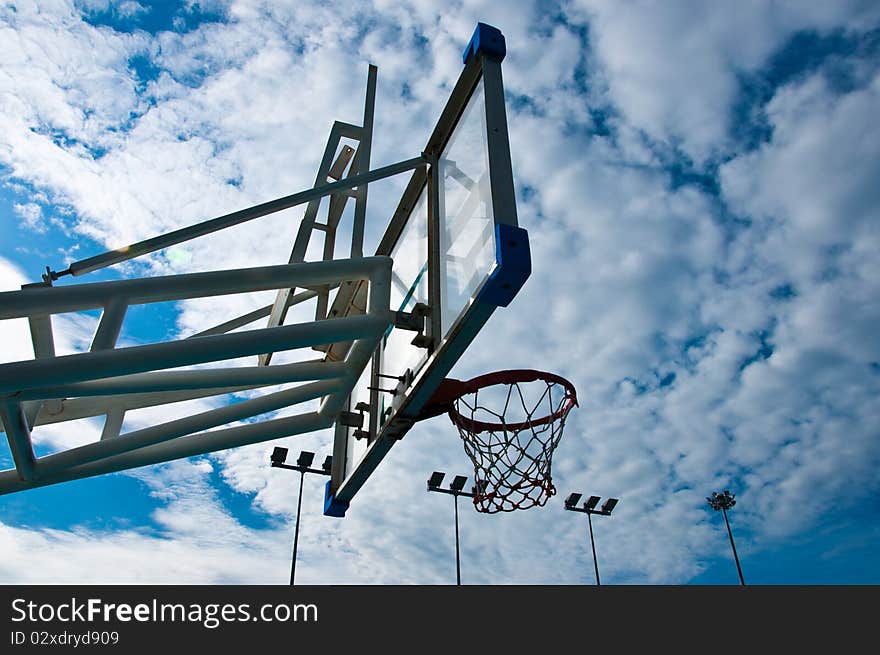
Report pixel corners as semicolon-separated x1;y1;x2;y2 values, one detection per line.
0;401;36;481
723;508;746;586
350;64;376;259
454;493;462;586
587;511;600;586
290;470;305;586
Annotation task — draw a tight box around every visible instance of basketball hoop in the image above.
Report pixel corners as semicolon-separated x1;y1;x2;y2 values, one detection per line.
424;370;578;513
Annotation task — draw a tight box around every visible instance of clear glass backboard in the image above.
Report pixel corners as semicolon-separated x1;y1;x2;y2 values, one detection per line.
326;24;531;516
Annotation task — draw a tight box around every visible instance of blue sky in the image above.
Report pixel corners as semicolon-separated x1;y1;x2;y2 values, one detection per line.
1;0;879;584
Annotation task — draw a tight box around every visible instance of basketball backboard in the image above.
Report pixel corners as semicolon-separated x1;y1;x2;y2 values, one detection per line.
325;23;531;515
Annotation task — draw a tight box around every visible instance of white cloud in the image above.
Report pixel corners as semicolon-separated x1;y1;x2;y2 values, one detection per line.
13;202;44;232
0;258;34;363
0;459;291;584
565;0;880;164
722;72;880;286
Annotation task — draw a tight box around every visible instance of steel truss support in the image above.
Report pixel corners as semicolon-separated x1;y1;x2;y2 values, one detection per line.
0;65;436;499
0;257;392;495
260;64;379;365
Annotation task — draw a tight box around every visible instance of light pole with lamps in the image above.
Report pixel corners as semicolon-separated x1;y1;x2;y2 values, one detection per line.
563;493;619;585
270;447;332;585
707;489;745;586
427;471;482;585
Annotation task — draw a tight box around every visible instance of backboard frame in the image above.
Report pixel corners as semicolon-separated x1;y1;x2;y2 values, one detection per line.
326;24;530;515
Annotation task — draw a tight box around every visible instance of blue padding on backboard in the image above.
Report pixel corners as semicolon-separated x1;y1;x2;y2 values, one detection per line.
477;224;531;307
462;22;506;65
323;480;350;518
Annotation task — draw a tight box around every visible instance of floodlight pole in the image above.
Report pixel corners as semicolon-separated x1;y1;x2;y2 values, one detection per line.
586;511;600;586
722;507;745;586
564;494;619;586
271;451;332;586
453;494;462;586
291;469;305;586
427;473;477;585
707;490;745;585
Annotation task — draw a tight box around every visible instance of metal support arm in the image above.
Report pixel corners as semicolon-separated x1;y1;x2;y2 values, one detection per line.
0;256;393;495
55;157;424;278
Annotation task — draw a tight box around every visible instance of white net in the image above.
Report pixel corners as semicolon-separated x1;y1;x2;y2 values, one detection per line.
448;370;577;513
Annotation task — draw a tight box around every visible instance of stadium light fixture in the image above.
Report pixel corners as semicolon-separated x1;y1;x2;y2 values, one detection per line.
601;498;619;514
426;471;478;585
565;492;582;508
271;446;289;465
707;489;745;585
563;492;620;585
450;475;468;492
269;448;332;585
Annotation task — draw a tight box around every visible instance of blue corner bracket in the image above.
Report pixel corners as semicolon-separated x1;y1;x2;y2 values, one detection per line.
478;223;531;307
323;480;350;518
462;22;506;65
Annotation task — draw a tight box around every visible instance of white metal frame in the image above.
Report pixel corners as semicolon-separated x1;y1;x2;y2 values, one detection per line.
0;60;423;496
0;257;392;494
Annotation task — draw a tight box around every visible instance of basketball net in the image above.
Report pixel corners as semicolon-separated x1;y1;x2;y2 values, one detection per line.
444;370;578;513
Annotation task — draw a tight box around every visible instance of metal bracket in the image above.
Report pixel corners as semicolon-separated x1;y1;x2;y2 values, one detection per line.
338;411;364;429
411;333;432;348
368;386;397;395
41;267;57;285
393;310;425;332
346;402;371;441
394;303;431;348
379;368;414;399
384;415;415;440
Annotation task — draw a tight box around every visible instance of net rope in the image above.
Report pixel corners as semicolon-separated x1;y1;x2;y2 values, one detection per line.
449;375;577;513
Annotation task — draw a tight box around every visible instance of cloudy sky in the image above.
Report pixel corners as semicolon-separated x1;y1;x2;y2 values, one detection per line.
1;0;879;585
